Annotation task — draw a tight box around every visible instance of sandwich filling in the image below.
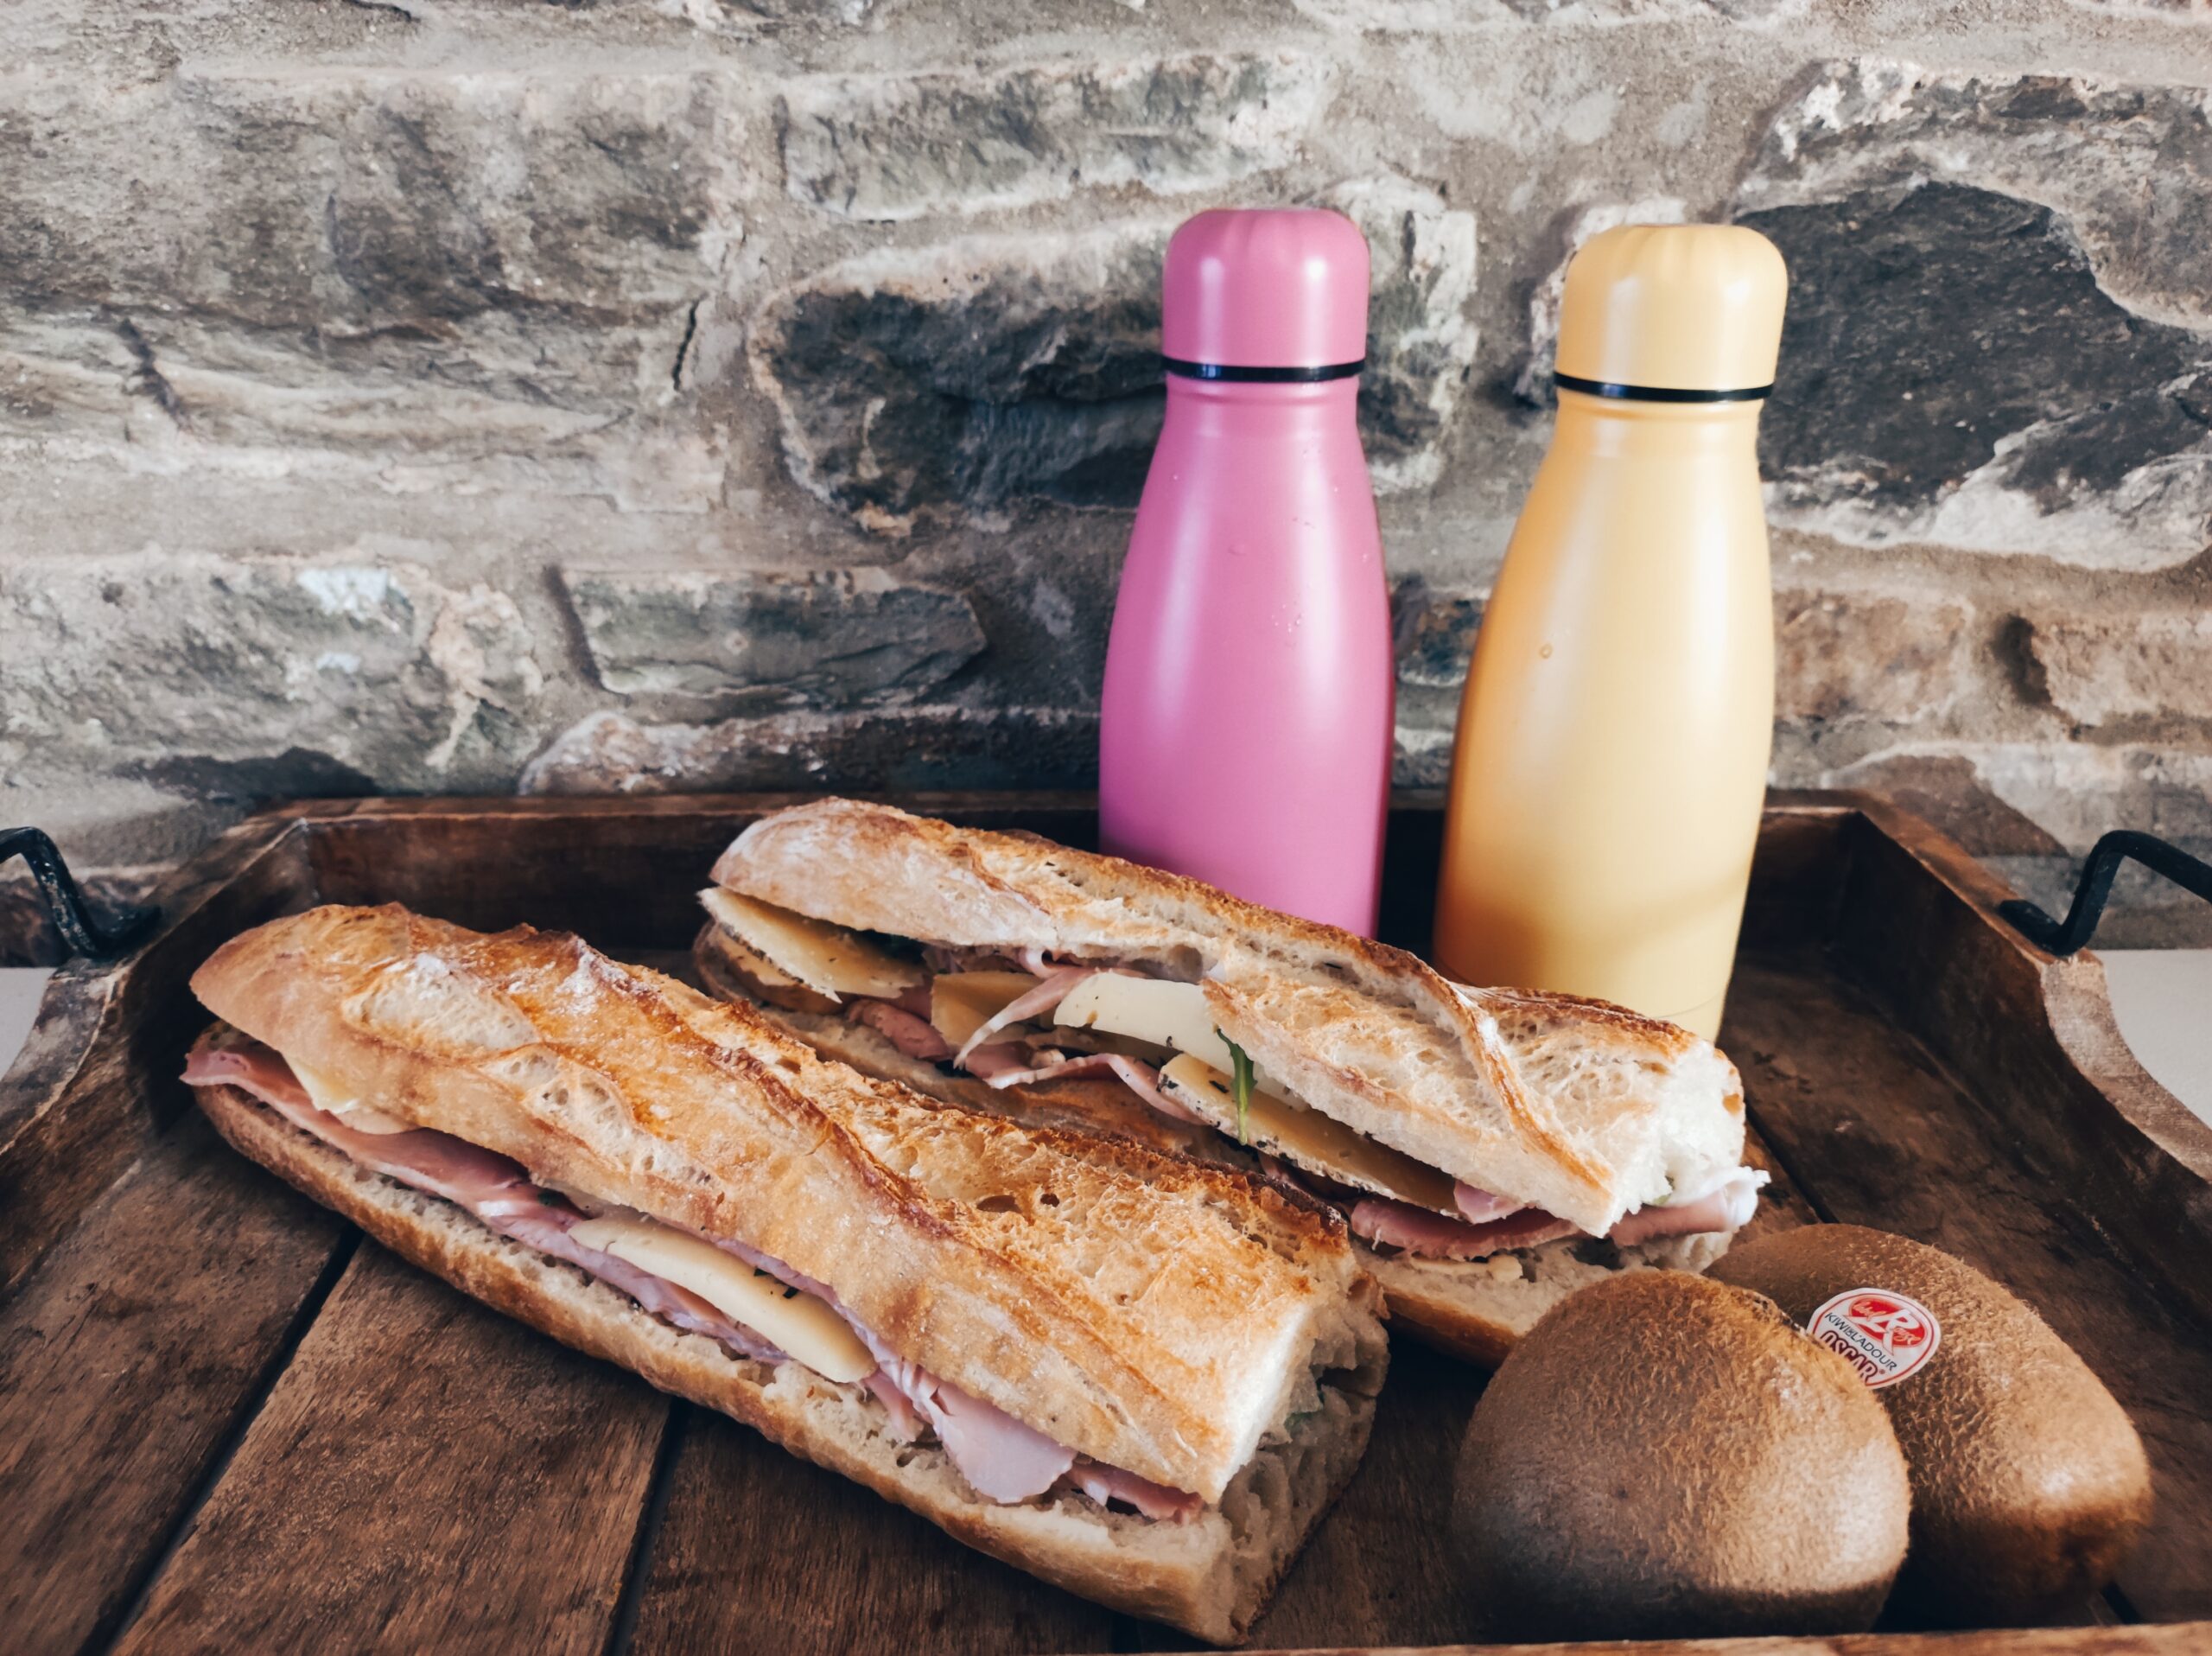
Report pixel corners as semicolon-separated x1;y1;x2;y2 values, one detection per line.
699;889;1766;1265
185;1027;1205;1521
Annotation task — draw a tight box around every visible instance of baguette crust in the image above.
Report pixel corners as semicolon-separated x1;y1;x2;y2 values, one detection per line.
710;800;1746;1235
195;1081;1378;1643
1364;1231;1732;1366
190;906;1383;1504
694;943;1740;1367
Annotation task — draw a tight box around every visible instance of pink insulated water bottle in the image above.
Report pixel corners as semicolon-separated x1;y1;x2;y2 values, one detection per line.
1100;208;1395;934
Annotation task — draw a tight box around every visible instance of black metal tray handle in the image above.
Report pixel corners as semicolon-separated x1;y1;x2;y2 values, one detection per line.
0;827;159;963
1998;829;2212;958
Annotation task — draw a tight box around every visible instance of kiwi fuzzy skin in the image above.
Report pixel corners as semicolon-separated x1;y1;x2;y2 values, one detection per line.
1713;1225;2153;1626
1451;1271;1910;1642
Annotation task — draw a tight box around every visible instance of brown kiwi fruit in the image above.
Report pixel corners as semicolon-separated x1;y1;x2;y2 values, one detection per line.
1712;1224;2152;1625
1451;1271;1910;1640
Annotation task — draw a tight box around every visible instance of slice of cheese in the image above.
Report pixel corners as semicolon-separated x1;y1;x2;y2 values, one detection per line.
569;1215;874;1384
699;887;923;1003
703;924;805;991
1157;1054;1460;1215
1052;976;1249;1079
930;971;1042;1049
291;1060;413;1135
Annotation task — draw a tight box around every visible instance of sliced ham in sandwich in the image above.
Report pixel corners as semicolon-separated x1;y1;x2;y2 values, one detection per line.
186;904;1385;1642
694;798;1769;1367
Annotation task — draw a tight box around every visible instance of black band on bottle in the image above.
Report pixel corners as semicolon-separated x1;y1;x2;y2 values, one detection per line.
1161;357;1367;383
1554;373;1773;404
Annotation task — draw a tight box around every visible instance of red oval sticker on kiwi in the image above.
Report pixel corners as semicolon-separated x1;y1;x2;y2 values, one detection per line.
1806;1288;1942;1388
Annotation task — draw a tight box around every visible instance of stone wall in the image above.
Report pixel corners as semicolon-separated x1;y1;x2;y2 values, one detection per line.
4;0;2210;950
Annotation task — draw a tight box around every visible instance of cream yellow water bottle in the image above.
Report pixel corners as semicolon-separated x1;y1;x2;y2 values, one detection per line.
1433;225;1788;1039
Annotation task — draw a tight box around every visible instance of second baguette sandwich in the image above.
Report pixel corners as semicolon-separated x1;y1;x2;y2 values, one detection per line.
186;903;1387;1643
696;799;1767;1366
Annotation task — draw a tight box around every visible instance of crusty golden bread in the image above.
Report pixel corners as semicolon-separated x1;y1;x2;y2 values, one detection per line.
1367;1230;1732;1366
188;906;1385;1507
195;1077;1376;1644
693;935;1733;1366
709;799;1746;1234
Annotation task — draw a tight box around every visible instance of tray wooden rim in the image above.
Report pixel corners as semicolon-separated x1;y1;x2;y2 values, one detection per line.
4;788;2208;1655
12;788;2202;1268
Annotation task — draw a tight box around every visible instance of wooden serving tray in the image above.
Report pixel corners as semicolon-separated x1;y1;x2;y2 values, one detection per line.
3;792;2208;1656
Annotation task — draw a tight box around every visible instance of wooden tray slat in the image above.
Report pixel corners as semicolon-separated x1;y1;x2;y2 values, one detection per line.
114;1244;670;1655
1332;1630;2208;1656
1831;806;2212;1330
0;817;319;1296
0;1110;350;1655
1165;1343;1491;1654
626;1405;1121;1656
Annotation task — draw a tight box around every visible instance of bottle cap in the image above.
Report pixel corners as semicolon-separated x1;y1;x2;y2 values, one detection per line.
1554;224;1787;400
1161;208;1370;379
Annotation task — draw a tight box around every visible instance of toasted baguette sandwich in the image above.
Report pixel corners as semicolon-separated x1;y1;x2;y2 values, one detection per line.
694;799;1766;1367
185;904;1387;1644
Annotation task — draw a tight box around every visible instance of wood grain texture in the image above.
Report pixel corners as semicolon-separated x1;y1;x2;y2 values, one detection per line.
5;791;2204;1656
0;815;317;1292
1189;1341;1486;1653
1738;793;1855;953
115;1242;668;1656
1738;1120;1822;1245
1224;1625;2212;1656
0;1111;349;1656
624;1404;1119;1656
1830;799;2212;1329
1723;950;2212;1625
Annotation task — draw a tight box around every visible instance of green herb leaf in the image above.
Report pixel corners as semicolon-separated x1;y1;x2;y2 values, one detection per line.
1226;1037;1256;1147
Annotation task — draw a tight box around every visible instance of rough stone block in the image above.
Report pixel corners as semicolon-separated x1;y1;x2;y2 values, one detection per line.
1827;752;2065;857
0;555;542;793
0;70;735;330
750;225;1166;535
782;54;1332;221
0;67;739;496
1291;0;1790;26
1393;723;1455;789
560;567;985;709
1775;589;1968;723
1327;178;1480;492
2021;610;2212;729
1390;576;1484;691
1739;61;2212;570
519;705;1095;794
751;181;1476;532
1834;742;2212;855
